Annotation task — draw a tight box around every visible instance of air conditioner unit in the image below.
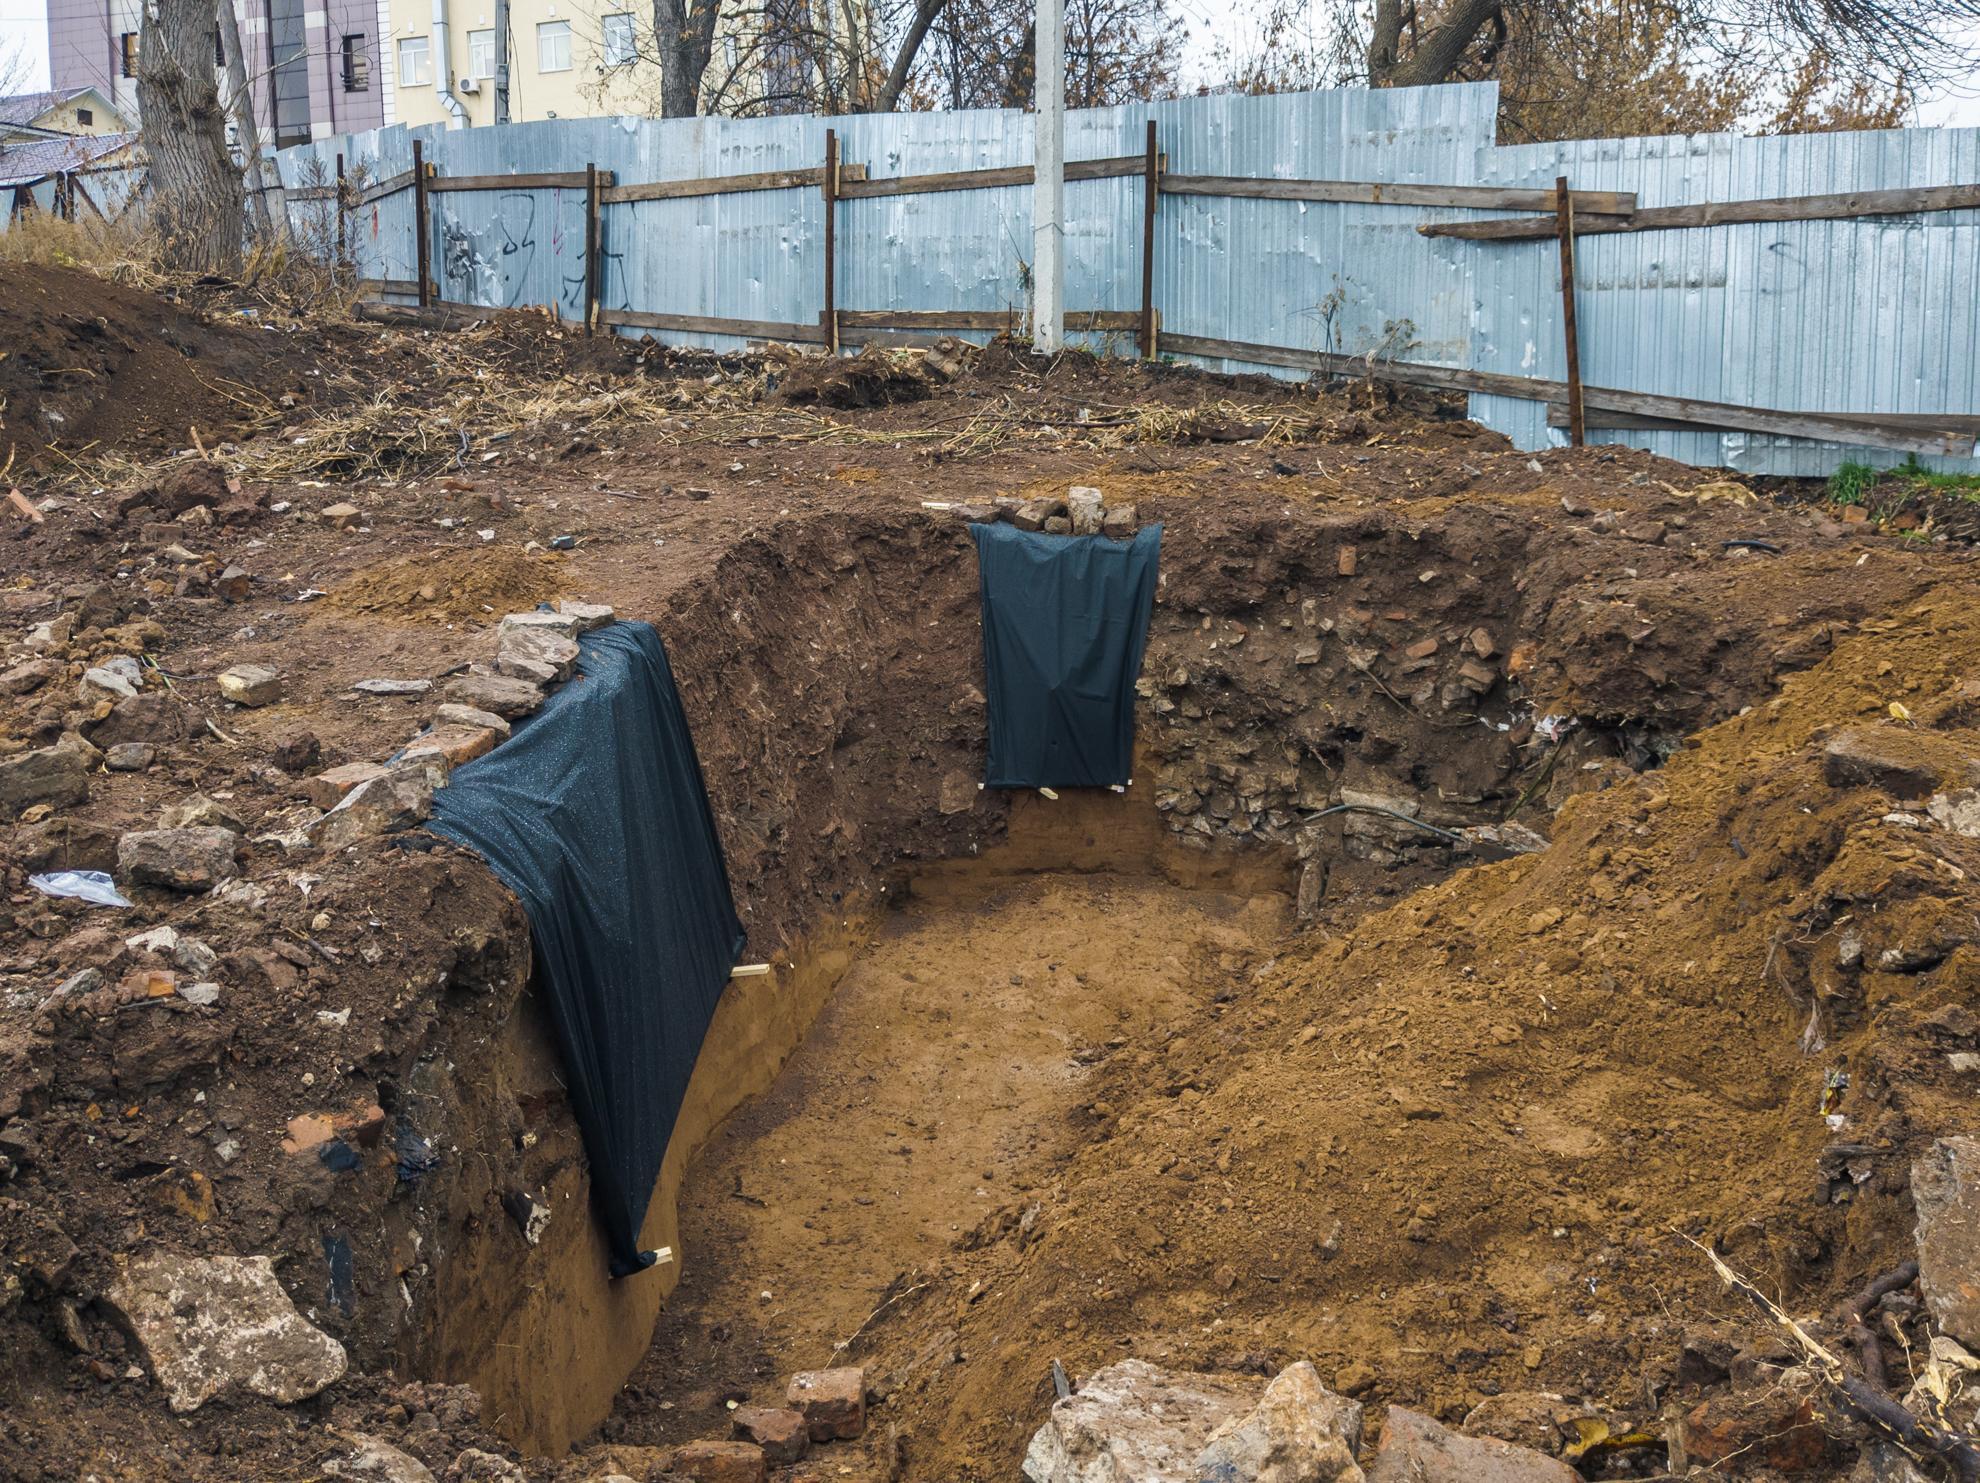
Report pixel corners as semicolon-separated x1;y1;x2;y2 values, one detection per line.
458;76;480;92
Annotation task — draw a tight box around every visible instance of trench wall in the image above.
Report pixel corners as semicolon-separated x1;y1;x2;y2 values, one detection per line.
382;493;1954;1453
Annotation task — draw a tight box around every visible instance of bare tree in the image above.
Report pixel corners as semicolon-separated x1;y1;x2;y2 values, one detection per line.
139;0;246;272
1220;0;1916;139
905;0;1181;108
1360;0;1976;97
215;0;280;242
583;0;1179;118
0;36;34;96
652;0;725;113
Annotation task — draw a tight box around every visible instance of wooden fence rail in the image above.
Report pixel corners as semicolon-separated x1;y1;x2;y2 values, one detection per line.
317;129;1978;457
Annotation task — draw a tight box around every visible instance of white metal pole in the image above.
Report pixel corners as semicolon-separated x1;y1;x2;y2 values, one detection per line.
1032;0;1065;353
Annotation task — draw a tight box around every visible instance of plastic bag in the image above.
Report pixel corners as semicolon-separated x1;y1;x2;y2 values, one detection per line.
28;870;133;908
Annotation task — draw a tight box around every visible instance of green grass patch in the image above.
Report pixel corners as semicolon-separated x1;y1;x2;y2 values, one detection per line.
1826;455;1980;510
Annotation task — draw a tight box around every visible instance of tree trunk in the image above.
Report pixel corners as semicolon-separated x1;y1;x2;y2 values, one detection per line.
652;0;722;115
873;0;947;109
139;0;246;274
1367;0;1501;86
215;0;280;243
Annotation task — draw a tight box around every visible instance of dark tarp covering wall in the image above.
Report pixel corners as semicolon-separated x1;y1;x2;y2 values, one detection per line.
426;622;745;1277
971;522;1163;789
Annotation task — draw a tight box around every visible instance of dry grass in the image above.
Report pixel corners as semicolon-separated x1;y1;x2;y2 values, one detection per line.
0;212;166;283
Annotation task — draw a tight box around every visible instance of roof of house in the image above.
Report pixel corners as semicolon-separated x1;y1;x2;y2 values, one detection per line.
0;88;106;129
0;130;141;189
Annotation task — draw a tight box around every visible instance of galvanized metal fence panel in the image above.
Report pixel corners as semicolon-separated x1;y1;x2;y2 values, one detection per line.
278;85;1980;475
1474;125;1980;474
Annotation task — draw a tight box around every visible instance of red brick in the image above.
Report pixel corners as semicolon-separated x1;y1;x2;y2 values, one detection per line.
1678;1390;1831;1473
786;1366;865;1441
732;1405;808;1464
299;761;388;811
670;1440;765;1483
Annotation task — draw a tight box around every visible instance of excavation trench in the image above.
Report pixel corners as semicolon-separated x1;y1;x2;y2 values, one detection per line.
387;497;1956;1466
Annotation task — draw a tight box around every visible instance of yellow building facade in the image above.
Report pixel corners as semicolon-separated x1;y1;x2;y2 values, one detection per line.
380;0;667;128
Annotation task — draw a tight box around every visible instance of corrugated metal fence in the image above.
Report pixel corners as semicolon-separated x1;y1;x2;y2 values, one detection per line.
275;84;1980;476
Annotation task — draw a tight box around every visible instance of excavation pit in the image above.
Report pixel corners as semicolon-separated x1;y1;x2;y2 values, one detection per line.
6;276;1980;1482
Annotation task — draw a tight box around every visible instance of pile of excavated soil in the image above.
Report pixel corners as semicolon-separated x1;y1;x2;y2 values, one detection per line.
0;265;333;469
861;581;1980;1478
328;546;569;624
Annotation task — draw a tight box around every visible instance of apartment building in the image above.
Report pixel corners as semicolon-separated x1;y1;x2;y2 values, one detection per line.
45;0;388;144
45;0;867;142
381;0;669;128
381;0;871;127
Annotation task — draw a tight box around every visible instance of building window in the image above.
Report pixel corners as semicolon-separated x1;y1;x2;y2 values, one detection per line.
601;12;635;65
537;19;571;72
76;107;93;125
119;31;138;77
467;28;494;78
342;34;371;89
397;34;431;86
214;26;224;64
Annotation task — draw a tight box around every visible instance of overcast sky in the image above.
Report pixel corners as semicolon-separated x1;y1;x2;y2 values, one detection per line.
3;0;1976;123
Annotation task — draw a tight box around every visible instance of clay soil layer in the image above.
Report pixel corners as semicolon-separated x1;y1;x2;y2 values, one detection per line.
613;864;1288;1451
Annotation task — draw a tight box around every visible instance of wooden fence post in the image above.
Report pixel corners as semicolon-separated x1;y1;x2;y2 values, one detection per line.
1553;174;1585;448
1140;119;1158;359
412;139;431;307
584;163;600;335
822;128;839;355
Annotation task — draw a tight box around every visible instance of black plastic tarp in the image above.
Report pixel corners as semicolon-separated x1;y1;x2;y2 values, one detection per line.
971;522;1163;789
426;621;745;1277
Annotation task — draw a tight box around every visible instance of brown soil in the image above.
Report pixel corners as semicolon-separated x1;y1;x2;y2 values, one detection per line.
0;264;332;469
1;264;1977;1482
328;546;569;624
610;864;1288;1451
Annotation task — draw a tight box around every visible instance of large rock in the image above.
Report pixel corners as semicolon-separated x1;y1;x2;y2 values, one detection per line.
499;609;582;639
1914;1136;1980;1348
310;764;436;849
1365;1408;1579;1483
105;1251;347;1412
0;740;90;814
217;664;283;707
326;1436;437;1482
558;600;615;631
1822;730;1944;799
496;625;579;682
159;792;247;833
435;703;512;740
1196;1361;1364;1482
1022;1361;1258;1482
1068;486;1105;536
90;693;188;748
117;827;240;891
443;670;545;720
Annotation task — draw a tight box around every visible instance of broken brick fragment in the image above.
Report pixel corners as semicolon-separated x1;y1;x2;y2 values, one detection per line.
786;1366;865;1441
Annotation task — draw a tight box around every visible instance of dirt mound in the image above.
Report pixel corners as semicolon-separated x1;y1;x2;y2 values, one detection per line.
0;265;329;470
327;547;567;623
780;345;937;409
875;581;1980;1477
